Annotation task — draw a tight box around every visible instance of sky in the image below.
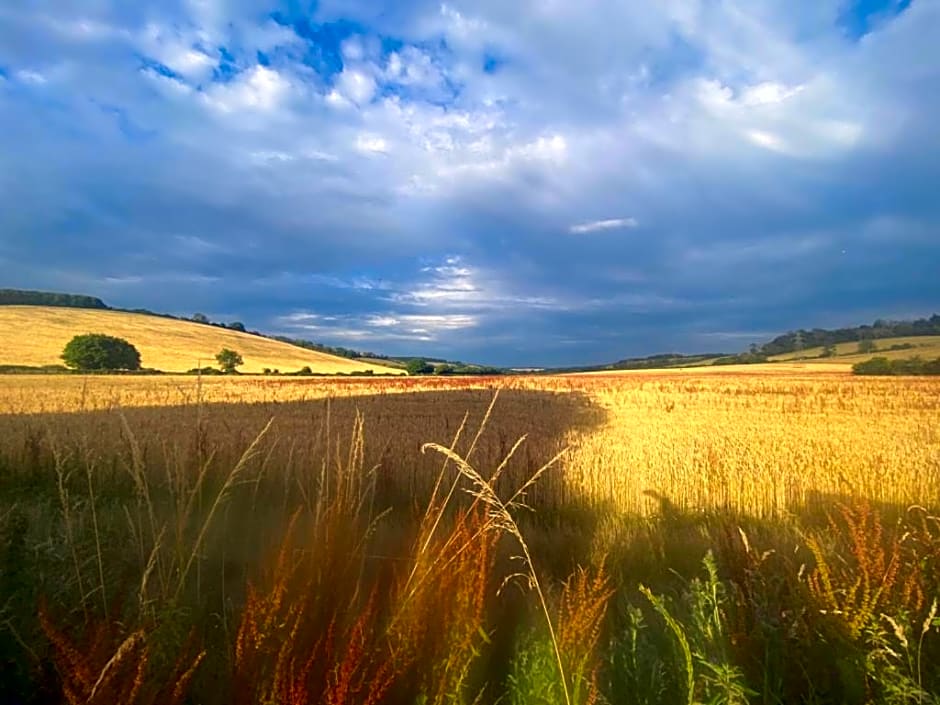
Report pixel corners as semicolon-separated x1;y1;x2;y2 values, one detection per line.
0;0;938;366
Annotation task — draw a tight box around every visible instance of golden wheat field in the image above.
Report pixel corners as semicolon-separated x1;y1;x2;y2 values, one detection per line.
2;367;939;703
3;369;937;516
0;305;404;374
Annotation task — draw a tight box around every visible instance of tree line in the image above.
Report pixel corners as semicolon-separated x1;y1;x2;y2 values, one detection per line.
760;314;940;356
0;289;108;309
852;356;940;376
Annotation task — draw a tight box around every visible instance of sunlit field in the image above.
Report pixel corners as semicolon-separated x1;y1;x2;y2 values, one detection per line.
1;370;938;703
0;305;404;375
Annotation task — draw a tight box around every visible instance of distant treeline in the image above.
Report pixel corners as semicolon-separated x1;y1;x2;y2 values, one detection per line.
760;315;940;356
0;289;108;309
548;352;732;374
271;335;394;362
611;352;729;370
852;356;940;376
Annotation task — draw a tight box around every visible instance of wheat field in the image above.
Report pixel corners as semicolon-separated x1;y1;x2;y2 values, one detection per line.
1;369;938;703
2;369;937;514
0;305;404;374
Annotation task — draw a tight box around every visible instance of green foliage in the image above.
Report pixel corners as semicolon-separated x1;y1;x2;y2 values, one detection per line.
606;604;670;704
215;348;243;373
853;357;940;376
191;313;210;324
858;339;877;354
509;635;566;705
712;352;769;366
407;358;435;375
641;553;755;705
61;333;142;371
759;314;940;356
0;288;108;309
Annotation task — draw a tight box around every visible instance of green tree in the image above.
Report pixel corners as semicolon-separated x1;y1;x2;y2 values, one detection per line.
858;339;877;354
191;313;210;324
821;344;837;358
405;358;434;375
61;334;141;371
852;356;893;375
215;348;243;373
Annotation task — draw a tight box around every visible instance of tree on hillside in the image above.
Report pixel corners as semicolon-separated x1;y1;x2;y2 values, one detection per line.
192;313;210;324
61;334;141;371
858;339;877;354
216;348;244;373
227;322;246;332
406;358;434;375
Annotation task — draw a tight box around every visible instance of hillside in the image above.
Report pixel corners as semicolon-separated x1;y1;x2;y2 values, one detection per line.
0;306;403;375
768;335;940;363
759;315;940;355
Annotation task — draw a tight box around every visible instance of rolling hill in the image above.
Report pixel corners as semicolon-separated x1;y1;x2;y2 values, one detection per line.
768;336;940;364
0;306;404;375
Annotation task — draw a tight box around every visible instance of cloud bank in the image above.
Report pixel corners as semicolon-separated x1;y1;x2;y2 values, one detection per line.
0;0;938;365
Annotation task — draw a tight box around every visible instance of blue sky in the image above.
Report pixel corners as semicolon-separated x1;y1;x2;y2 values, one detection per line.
0;0;938;366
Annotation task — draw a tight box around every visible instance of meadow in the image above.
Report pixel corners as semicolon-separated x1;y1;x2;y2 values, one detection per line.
0;370;938;704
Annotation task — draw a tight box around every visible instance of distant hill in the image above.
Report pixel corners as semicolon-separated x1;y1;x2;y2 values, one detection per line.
0;306;404;375
769;335;940;364
549;352;732;374
758;315;940;356
558;313;940;373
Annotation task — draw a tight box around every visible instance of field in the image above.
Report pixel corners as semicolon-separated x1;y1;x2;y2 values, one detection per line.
580;361;854;375
0;306;403;375
768;335;940;364
1;370;938;704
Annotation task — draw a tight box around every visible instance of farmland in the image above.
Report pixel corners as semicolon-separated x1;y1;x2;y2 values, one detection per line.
0;306;403;375
768;335;940;364
1;370;938;703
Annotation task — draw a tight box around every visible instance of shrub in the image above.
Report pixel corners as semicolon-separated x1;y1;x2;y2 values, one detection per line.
406;359;434;375
852;356;940;376
852;357;893;375
215;348;243;373
61;334;141;371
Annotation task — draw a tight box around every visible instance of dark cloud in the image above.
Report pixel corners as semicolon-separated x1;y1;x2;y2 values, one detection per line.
0;0;937;366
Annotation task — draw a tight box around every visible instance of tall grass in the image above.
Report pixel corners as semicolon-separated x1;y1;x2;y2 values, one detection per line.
0;379;938;703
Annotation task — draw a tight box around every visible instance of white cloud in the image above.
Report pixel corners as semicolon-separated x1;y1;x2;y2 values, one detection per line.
569;217;639;234
0;0;935;364
204;66;291;113
15;69;47;85
355;133;389;154
276;310;478;342
334;67;377;106
741;81;804;106
138;23;217;82
746;129;789;153
142;68;193;97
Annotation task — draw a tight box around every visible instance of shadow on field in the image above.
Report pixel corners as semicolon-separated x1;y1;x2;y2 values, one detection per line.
0;388;608;509
2;389;940;705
